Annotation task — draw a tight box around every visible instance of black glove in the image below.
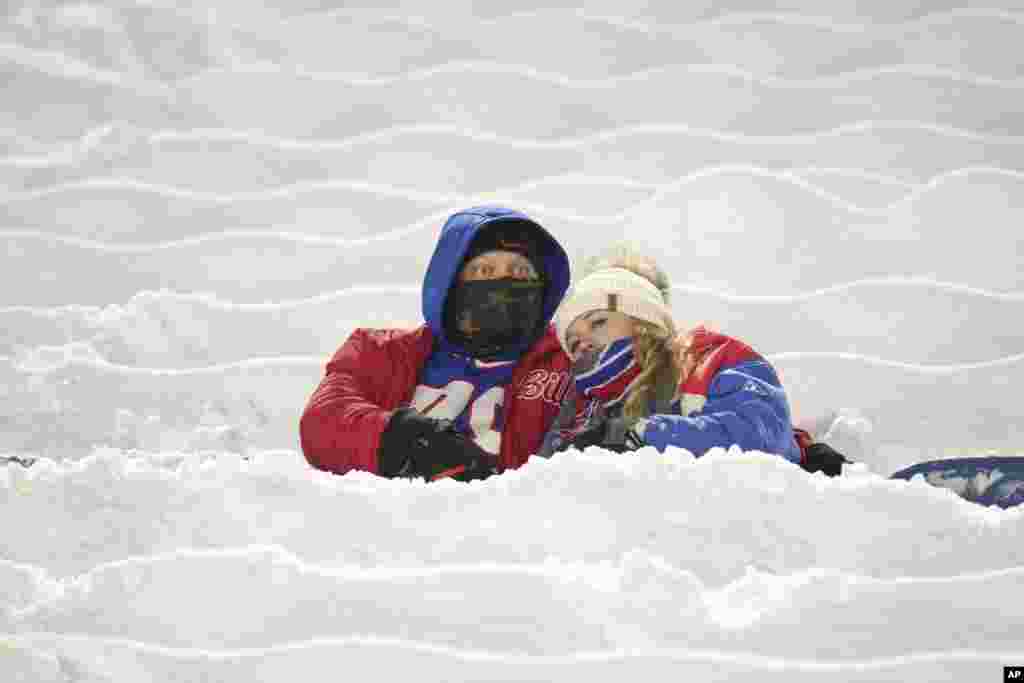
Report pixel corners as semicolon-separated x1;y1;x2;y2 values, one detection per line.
802;442;850;477
557;419;641;455
557;422;607;453
378;408;496;481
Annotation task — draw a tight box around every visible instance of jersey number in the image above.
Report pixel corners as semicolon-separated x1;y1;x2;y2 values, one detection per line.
409;382;504;455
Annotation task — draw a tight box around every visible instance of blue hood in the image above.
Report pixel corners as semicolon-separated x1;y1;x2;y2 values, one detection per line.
422;206;570;352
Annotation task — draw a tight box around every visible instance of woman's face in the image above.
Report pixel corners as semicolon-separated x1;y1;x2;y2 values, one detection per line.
564;310;636;362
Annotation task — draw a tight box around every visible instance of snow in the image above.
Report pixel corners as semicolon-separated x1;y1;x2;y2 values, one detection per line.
2;1;1024;681
2;449;1023;680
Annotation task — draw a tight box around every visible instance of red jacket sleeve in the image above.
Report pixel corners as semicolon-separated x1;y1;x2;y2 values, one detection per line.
299;328;426;475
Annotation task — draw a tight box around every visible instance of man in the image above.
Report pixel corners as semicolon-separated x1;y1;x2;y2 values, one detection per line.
300;206;572;481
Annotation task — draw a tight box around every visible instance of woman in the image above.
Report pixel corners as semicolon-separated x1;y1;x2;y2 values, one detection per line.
539;246;824;467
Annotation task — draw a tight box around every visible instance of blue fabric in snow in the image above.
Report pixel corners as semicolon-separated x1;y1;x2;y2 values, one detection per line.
890;457;1024;508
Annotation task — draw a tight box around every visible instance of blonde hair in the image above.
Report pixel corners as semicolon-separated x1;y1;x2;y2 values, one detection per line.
624;320;678;421
577;245;679;421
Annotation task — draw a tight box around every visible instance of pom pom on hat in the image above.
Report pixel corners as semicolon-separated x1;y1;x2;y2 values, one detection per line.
554;267;675;353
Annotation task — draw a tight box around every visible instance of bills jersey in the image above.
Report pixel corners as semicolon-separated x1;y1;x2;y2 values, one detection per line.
410;351;517;454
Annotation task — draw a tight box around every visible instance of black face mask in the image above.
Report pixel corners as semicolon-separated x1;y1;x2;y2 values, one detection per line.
444;278;546;359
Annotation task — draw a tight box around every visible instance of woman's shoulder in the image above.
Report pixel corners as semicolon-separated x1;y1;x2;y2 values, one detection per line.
708;359;785;396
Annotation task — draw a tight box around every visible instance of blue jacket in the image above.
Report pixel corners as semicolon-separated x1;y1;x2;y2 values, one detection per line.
421;206;570;358
641;358;802;463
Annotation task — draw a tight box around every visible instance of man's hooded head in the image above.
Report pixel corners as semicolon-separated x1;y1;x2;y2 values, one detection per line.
421;207;570;361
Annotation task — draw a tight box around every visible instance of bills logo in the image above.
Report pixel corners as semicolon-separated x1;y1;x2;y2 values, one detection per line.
518;369;571;404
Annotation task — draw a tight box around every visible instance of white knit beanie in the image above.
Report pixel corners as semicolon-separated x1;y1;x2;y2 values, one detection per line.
554;267;675;353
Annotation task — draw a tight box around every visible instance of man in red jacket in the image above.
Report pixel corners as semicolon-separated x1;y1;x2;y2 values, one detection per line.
300;206;573;481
